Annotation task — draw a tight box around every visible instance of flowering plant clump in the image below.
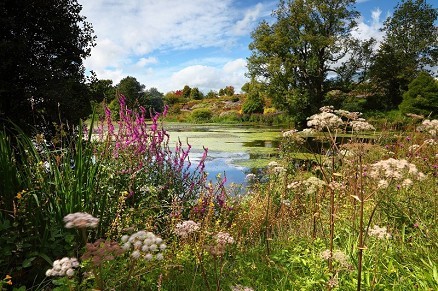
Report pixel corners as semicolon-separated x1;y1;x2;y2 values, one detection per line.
307;112;344;131
368;225;392;239
120;230;166;260
208;231;235;256
174;220;201;238
349;120;375;132
63;212;99;228
81;239;124;266
45;257;80;277
418;119;438;136
368;158;425;185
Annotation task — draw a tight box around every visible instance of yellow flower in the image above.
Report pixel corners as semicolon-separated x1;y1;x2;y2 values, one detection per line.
7;280;12;285
5;275;12;280
16;193;22;199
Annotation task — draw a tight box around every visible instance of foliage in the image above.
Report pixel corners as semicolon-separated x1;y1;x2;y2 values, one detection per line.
0;0;95;133
116;76;145;109
190;108;213;123
247;0;359;124
242;82;265;115
190;87;204;100
369;0;438;110
399;71;438;117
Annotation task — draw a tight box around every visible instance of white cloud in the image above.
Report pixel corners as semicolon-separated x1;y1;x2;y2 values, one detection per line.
169;58;248;93
352;8;385;43
135;57;158;67
233;3;264;35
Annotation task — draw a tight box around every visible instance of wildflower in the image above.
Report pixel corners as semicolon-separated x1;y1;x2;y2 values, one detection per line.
131;250;141;259
334;109;362;120
121;230;166;261
368;158;425;184
282;129;298;137
320;249;331;260
418;119;438;136
368;225;391;239
215;232;234;245
303;176;326;194
287;181;301;189
63;212;99;229
245;173;257;182
320;106;334;113
82;239;124;266
174;220;200;238
327;275;339;288
401;178;413;188
349;120;375;132
307;112;343;131
377;179;389;189
46;257;79;277
267;161;279;167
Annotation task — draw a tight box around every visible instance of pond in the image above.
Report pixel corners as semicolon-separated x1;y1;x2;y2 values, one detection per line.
164;123;286;186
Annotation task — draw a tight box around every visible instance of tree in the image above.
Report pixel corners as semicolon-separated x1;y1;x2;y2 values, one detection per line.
0;0;95;132
182;85;191;98
206;90;218;99
399;71;438;117
224;86;235;96
369;0;438;109
247;0;359;124
190;87;203;100
89;79;116;104
116;76;145;108
143;87;164;114
242;80;265;114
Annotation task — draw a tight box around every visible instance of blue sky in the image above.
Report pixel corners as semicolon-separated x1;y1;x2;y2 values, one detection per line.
77;0;406;94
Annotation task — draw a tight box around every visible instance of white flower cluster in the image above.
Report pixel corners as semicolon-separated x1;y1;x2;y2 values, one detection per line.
174;220;200;238
45;257;80;277
282;129;298;137
368;225;391;239
63;212;99;228
215;231;235;245
303;176;326;194
418;119;438;136
368;158;425;182
208;231;235;256
349;120;375;132
245;173;257;182
267;161;279;167
334;109;361;120
121;230;166;260
320;249;351;269
307;112;344;131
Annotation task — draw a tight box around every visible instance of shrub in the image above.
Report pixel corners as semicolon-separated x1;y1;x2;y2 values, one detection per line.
190;108;213;123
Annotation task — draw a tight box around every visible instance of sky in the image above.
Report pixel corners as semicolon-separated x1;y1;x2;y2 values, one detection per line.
77;0;404;94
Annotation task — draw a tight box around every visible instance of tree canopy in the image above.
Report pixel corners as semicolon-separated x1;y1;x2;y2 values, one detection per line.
247;0;359;124
0;0;95;132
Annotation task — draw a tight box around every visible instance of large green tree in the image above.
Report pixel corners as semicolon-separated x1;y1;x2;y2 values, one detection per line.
0;0;95;132
369;0;437;109
247;0;359;124
399;71;438;117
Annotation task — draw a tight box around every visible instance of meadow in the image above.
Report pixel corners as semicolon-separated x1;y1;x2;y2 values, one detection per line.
1;99;437;290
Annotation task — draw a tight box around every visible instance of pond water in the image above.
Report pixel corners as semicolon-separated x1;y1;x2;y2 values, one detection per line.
164;123;286;186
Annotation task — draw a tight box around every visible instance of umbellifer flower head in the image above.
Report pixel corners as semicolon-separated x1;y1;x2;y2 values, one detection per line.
45;257;79;277
63;212;99;228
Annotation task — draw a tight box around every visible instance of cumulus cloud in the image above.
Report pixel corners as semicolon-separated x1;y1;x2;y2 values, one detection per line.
78;0;271;92
352;8;386;43
170;59;248;93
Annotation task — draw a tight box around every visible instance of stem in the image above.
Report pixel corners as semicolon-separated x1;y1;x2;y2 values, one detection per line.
357;154;364;291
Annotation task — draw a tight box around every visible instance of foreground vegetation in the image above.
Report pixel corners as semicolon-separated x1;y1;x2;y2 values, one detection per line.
1;100;437;290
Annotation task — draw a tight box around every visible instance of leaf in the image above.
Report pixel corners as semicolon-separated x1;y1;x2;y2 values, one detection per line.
350;195;362;202
22;256;36;268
